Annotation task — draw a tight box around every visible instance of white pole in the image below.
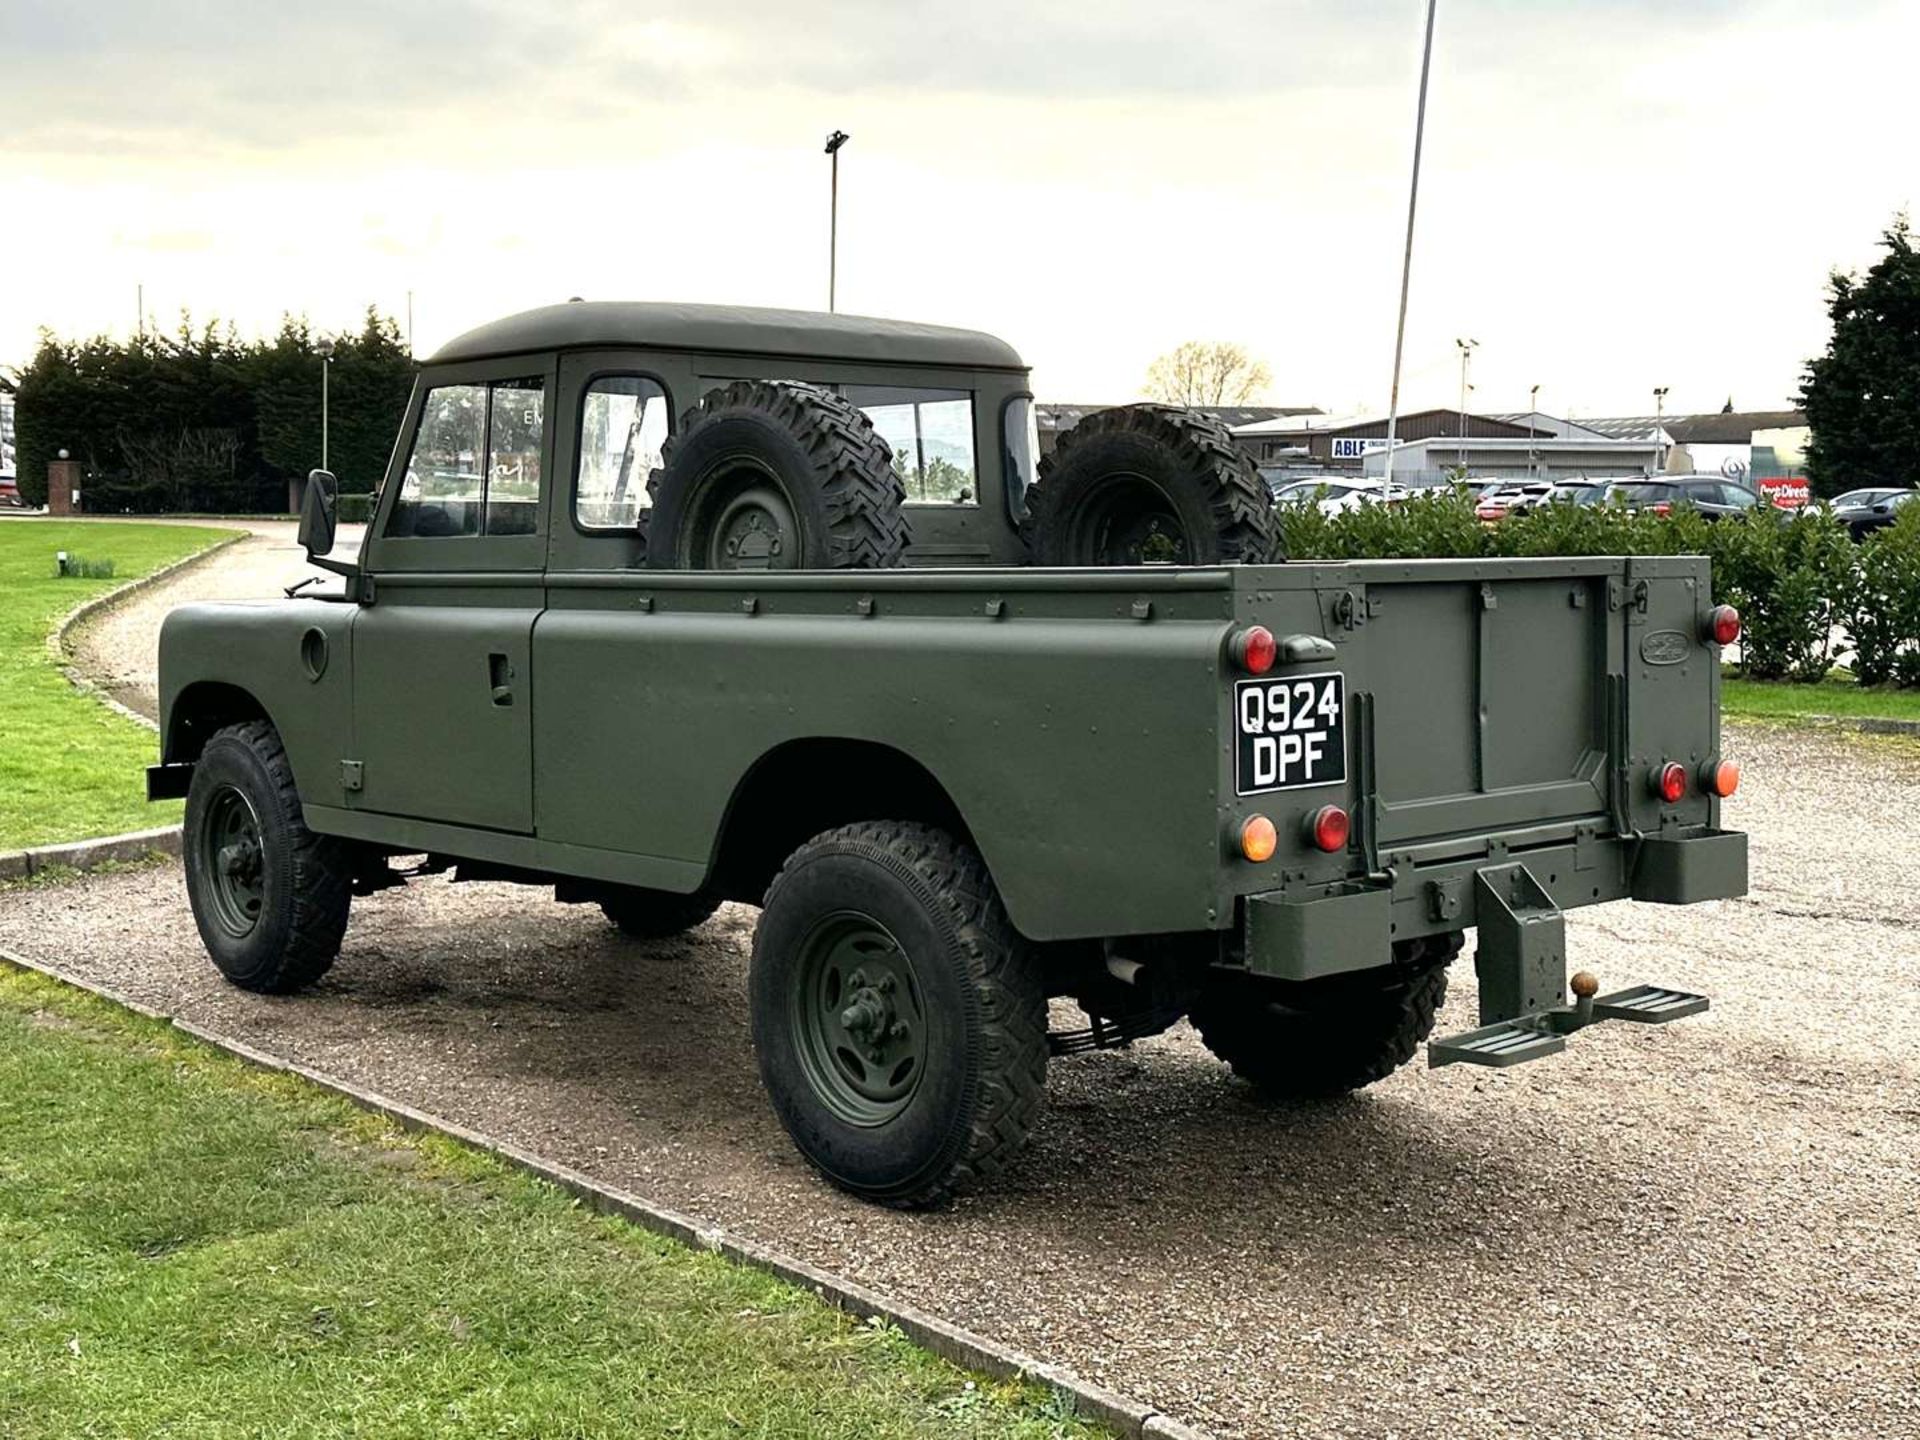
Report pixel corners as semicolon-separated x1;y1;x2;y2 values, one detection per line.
1382;0;1441;497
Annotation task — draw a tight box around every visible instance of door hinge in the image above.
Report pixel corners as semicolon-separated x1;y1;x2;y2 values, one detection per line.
340;760;364;793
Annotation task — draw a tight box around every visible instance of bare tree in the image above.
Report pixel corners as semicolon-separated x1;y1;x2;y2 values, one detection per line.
1143;341;1273;407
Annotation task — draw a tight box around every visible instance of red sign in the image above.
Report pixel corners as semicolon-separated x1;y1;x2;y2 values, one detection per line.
1758;475;1809;510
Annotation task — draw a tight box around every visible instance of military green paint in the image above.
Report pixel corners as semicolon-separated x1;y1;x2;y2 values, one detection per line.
154;305;1747;973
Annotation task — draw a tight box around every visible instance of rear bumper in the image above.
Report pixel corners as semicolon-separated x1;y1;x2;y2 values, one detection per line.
1243;825;1748;982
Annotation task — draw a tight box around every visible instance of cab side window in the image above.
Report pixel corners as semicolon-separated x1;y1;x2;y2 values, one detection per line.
387;378;545;538
576;376;670;530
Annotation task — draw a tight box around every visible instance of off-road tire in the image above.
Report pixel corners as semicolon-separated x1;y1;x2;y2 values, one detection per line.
1190;932;1463;1098
645;379;911;570
750;821;1047;1207
182;720;351;994
1023;404;1280;566
598;886;721;939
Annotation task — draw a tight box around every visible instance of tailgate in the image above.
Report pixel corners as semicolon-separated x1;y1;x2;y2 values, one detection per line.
1344;556;1714;849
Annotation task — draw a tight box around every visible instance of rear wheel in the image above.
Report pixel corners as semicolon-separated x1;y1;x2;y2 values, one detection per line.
182;720;351;994
749;821;1046;1207
1190;932;1462;1098
1023;405;1279;566
598;886;721;939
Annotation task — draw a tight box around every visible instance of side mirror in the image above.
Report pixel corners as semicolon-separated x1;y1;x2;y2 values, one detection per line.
299;469;338;557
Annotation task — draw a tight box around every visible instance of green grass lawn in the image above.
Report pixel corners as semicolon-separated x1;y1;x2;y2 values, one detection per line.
0;521;237;851
0;967;1101;1439
1722;668;1920;725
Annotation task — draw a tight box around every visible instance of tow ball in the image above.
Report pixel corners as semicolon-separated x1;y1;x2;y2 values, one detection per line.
1427;863;1709;1069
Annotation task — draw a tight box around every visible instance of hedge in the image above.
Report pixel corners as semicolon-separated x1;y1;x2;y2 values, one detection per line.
1281;493;1920;687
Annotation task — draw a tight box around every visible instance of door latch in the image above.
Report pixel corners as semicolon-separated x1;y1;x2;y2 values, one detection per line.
488;652;515;706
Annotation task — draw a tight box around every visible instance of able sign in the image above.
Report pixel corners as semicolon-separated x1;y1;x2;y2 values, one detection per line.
1235;672;1348;795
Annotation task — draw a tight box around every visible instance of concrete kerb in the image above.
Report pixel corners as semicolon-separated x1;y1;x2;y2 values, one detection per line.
0;942;1215;1440
46;527;249;733
0;826;181;884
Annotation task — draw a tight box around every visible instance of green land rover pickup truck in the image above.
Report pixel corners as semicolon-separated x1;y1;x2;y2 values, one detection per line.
149;302;1747;1206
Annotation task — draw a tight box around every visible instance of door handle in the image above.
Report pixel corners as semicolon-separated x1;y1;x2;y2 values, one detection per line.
488;652;514;706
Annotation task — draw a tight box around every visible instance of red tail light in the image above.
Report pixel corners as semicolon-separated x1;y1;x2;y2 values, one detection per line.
1304;805;1350;853
1650;502;1673;517
1651;762;1688;804
1706;605;1741;646
1231;625;1278;675
1700;758;1741;797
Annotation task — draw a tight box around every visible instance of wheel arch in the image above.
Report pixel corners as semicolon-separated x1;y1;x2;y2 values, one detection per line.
164;681;277;766
707;737;984;909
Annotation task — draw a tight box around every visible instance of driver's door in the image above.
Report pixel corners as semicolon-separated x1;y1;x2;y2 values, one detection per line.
350;360;552;834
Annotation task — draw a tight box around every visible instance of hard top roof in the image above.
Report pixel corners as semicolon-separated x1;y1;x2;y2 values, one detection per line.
430;301;1026;371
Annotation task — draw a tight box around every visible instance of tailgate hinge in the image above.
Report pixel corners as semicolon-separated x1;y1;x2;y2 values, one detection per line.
340;759;364;793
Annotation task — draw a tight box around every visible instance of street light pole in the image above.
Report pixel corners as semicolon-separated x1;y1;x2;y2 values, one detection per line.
1653;385;1670;473
316;337;336;472
1529;382;1540;478
825;130;850;312
1455;337;1477;475
1381;0;1441;497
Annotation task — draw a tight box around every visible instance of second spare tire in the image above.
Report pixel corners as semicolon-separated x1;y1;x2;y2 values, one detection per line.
1023;404;1279;566
647;380;911;570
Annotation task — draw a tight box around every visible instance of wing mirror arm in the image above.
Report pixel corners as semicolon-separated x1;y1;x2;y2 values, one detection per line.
296;469;369;598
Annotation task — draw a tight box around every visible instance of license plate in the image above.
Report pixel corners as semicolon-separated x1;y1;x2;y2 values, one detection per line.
1234;672;1348;796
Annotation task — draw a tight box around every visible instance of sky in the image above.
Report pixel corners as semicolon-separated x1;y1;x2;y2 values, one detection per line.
2;0;1915;418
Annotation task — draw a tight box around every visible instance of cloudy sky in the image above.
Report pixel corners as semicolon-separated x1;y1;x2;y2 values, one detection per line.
3;0;1914;417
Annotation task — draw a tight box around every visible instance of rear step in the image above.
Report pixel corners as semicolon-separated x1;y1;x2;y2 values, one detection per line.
1430;984;1709;1069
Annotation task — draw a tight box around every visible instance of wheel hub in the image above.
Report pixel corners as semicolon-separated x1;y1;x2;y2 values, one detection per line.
197;784;267;939
791;917;926;1126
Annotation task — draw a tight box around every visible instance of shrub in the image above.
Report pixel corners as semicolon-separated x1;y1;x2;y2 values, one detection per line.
1843;505;1920;687
56;555;116;579
1709;507;1853;683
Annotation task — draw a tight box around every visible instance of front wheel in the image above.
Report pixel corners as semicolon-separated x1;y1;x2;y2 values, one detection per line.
182;720;352;993
749;821;1047;1207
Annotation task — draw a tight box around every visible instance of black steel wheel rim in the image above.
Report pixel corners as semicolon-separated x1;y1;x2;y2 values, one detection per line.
1068;473;1192;565
789;912;928;1127
691;459;801;570
198;783;266;939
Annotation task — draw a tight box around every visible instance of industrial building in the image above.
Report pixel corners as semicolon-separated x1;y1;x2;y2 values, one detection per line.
1233;408;1662;486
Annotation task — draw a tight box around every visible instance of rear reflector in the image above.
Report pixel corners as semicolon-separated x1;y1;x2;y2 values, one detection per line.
1304;805;1350;853
1239;814;1278;862
1707;605;1742;646
1700;758;1741;797
1651;762;1688;804
1231;625;1278;675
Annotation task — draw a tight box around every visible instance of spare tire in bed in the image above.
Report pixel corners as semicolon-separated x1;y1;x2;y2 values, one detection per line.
645;379;911;570
1022;404;1279;566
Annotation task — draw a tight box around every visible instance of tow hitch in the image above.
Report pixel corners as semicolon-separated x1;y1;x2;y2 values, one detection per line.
1428;861;1708;1068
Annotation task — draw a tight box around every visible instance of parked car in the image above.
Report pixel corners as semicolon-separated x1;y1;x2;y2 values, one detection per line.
1269;478;1388;514
1474;482;1555;522
1826;487;1916;541
1547;482;1607;507
1603;476;1761;520
0;475;24;509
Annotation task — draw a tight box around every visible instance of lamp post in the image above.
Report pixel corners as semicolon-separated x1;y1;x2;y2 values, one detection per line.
1529;382;1540;478
315;337;336;472
1455;337;1478;475
825;130;850;312
1381;0;1441;498
1653;385;1670;473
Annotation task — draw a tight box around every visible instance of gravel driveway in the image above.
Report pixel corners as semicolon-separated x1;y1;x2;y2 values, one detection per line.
3;719;1915;1439
15;538;1919;1436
